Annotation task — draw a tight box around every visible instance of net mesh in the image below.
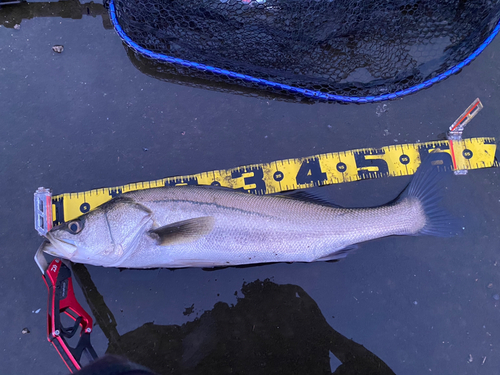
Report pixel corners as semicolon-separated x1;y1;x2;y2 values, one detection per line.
112;0;500;100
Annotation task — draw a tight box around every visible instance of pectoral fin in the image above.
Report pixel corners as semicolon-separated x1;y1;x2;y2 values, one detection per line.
149;217;215;246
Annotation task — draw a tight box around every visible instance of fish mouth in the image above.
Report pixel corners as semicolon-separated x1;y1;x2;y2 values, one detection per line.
44;233;77;259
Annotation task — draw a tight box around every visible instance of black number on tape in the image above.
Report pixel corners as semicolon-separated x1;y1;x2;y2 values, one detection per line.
354;150;389;178
232;167;266;194
296;158;327;185
109;188;122;198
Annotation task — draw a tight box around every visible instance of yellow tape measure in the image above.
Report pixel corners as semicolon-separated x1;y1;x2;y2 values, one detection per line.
48;137;497;225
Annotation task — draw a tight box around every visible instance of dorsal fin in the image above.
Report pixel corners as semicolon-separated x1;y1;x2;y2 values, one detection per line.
277;189;343;208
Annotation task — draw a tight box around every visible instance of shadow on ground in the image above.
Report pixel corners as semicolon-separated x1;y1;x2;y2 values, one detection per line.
72;263;396;375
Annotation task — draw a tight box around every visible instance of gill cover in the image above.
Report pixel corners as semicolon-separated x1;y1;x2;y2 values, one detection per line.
44;197;154;266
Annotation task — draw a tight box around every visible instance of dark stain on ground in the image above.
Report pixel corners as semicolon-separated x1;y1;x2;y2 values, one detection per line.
183;303;195;316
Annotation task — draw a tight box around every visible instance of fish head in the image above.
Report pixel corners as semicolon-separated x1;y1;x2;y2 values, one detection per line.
44;210;117;265
43;197;153;266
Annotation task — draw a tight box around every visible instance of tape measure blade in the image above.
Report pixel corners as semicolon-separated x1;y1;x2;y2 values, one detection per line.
50;137;497;222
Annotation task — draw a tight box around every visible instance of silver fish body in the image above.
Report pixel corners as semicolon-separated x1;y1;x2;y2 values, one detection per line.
43;156;453;268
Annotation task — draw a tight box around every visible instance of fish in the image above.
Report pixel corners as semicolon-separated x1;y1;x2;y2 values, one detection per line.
42;154;456;268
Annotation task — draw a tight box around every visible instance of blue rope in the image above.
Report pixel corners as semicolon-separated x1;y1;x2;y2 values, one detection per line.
109;0;500;103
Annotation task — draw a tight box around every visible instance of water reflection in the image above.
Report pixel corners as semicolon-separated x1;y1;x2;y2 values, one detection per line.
0;0;313;102
126;48;313;103
72;263;396;374
0;0;112;29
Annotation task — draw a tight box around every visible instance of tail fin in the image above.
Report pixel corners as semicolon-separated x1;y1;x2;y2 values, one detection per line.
401;153;458;237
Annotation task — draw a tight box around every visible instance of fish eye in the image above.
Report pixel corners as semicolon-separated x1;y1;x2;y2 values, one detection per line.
66;220;84;234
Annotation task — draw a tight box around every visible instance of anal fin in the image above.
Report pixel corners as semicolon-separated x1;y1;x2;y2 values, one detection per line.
316;245;358;262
